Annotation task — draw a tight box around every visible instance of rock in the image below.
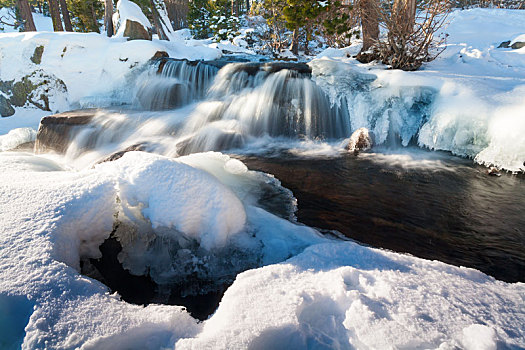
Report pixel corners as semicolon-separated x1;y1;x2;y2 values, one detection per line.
97;143;150;164
487;167;501;177
0;94;15;117
123;19;152;41
176;132;245;156
151;51;169;60
345;127;373;155
356;51;379;64
30;45;44;64
497;40;525;49
6;70;67;111
35;109;97;154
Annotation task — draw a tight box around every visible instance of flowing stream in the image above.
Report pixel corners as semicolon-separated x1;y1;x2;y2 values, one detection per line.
27;58;525;318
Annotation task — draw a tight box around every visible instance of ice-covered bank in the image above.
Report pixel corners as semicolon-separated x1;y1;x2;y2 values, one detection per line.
315;8;525;172
0;150;524;349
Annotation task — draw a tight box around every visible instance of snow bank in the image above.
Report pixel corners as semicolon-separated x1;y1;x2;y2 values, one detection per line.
0;127;36;151
0;153;201;349
0;29;220;131
177;242;525;349
0;150;523;348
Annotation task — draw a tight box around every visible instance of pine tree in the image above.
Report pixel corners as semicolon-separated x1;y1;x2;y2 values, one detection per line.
282;0;324;54
59;0;73;31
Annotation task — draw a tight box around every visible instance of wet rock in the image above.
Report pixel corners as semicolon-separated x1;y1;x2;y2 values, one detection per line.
0;94;15;117
176;132;245;156
30;45;44;64
511;41;525;49
123;19;152;41
488;167;501;177
35;109;97;154
97;143;150;164
498;41;511;48
345;127;373;155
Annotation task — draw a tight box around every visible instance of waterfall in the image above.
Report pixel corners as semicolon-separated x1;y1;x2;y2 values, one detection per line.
135;59;220;110
35;59;437;166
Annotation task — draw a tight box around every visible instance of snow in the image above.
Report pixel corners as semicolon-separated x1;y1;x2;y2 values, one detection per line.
0;127;36;151
0;6;524;349
97;152;247;250
510;33;525;45
0;8;53;33
176;242;524;349
0;31;221;132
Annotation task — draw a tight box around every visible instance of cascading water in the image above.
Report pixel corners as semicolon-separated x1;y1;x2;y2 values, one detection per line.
58;60;363;165
135;59;220;110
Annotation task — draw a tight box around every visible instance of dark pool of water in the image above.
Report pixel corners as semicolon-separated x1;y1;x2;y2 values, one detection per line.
241;149;525;283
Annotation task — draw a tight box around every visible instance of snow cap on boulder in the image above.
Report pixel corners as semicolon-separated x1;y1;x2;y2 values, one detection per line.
114;0;152;40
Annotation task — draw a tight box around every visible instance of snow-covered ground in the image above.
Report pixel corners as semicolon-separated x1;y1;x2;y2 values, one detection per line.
0;7;524;350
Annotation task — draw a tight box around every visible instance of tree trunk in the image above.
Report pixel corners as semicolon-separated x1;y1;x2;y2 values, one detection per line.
59;0;73;31
358;0;379;52
47;0;63;31
89;2;100;33
104;0;114;36
290;29;299;55
17;0;37;31
246;0;250;13
164;0;187;30
151;0;169;40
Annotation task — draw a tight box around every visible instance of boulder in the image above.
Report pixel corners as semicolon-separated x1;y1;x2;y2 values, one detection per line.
497;40;525;49
151;51;169;60
35;109;97;154
123;19;152;41
345;127;373;155
0;95;15;117
30;45;44;64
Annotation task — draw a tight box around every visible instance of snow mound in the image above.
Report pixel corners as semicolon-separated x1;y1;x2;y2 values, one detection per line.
177;242;525;349
97;151;247;250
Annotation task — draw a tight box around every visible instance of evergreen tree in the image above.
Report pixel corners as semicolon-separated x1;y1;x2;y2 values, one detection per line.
67;0;103;32
282;0;324;54
188;0;212;38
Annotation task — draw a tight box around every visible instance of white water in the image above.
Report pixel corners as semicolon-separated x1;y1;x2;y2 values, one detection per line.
56;59;444;171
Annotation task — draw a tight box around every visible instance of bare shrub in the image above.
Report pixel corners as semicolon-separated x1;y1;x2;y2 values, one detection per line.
375;0;451;70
